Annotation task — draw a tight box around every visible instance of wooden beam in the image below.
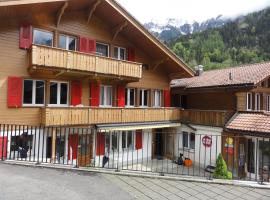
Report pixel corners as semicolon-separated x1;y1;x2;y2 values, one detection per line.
56;2;68;27
152;58;169;71
112;21;128;40
87;0;102;23
54;70;65;77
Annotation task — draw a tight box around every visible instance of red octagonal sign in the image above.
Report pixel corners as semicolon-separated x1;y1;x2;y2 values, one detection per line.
202;135;212;147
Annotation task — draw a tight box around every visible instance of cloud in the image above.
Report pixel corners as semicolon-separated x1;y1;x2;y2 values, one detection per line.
116;0;270;23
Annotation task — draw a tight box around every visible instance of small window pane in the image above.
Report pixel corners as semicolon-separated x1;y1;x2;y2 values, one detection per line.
127;131;133;149
60;83;68;105
59;35;66;49
139;90;143;106
112;133;118;151
96;43;109;57
50;82;58;104
68;37;76;51
35;81;44;104
106;87;112;106
130;89;135;106
113;47;118;59
100;86;105;106
122;132;127;149
120;48;125;60
143;90;148;106
23;80;33;104
33;29;53;46
183;132;188;148
190;133;195;149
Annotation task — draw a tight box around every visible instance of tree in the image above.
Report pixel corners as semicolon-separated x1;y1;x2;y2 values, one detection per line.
213;154;232;180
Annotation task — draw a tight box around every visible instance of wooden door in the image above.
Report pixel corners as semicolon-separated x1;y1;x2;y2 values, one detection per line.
78;134;92;167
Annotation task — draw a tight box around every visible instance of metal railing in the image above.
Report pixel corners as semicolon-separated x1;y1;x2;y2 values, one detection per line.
0;124;269;183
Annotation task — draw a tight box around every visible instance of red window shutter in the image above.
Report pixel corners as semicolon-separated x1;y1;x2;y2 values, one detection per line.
0;137;8;159
127;47;135;62
135;130;142;150
117;86;125;107
19;24;32;49
88;39;96;53
68;135;78;160
96;133;105;156
164;90;171;107
7;77;23;108
90;82;100;106
79;36;88;53
71;81;82;106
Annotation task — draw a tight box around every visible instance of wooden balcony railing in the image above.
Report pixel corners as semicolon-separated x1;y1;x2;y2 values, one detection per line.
180;109;234;127
41;107;181;126
30;45;142;79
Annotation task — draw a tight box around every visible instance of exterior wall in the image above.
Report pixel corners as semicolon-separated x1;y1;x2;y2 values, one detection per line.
175;125;222;167
0;10;171;126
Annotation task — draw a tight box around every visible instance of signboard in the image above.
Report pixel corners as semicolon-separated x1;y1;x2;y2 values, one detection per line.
224;137;234;155
202;135;212;147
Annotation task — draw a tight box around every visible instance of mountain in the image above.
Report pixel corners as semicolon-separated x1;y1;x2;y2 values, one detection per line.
168;7;270;70
144;15;228;42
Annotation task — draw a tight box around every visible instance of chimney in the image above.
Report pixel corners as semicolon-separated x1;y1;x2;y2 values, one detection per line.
195;65;204;76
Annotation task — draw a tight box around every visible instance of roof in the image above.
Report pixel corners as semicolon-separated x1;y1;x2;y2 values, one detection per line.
226;112;270;134
171;62;270;89
0;0;194;78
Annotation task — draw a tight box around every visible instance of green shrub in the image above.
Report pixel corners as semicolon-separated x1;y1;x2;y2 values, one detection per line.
213;154;232;180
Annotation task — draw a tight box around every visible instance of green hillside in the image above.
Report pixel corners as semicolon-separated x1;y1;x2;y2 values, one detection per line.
170;7;270;70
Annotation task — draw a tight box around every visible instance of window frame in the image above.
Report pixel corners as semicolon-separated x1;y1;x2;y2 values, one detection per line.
58;34;77;51
246;92;252;111
121;131;135;150
255;93;260;111
125;88;135;107
32;28;53;47
182;131;195;150
23;79;45;107
139;89;148;107
96;42;110;57
113;46;126;60
48;81;69;107
154;90;162;107
100;85;113;107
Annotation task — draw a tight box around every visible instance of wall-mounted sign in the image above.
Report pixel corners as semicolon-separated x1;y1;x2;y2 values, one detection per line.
202;135;212;147
224;137;234;155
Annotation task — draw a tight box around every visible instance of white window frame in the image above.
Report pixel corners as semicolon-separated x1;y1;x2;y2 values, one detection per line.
23;79;45;107
100;85;113;107
182;132;195;150
125;88;135;107
154;90;162;107
139;89;148;107
246;92;252;111
121;131;135;150
255;93;260;111
96;42;110;57
48;81;69;107
267;95;270;112
59;34;77;51
33;28;53;47
113;46;126;60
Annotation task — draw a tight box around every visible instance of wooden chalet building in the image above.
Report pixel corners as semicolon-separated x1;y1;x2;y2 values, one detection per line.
171;63;270;179
0;0;194;167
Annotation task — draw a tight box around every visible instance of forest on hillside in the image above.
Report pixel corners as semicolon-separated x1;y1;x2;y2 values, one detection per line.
169;7;270;70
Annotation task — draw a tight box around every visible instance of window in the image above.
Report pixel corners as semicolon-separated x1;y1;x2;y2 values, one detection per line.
33;29;53;46
100;85;112;106
255;93;260;111
246;93;252;111
125;88;135;107
23;80;45;106
122;131;134;149
59;34;76;51
96;43;109;57
139;89;148;107
113;47;126;60
182;132;195;149
267;95;270;111
154;90;162;107
105;132;119;152
49;81;69;106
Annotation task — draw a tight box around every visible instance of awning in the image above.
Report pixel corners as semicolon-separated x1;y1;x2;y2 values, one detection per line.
95;121;181;131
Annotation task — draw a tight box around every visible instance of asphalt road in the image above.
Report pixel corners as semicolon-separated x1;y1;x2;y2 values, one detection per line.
0;163;270;200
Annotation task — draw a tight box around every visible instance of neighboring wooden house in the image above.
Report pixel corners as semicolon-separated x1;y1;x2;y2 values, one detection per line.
171;63;270;179
0;0;193;166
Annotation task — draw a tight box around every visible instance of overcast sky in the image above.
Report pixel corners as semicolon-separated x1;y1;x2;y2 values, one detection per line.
116;0;270;23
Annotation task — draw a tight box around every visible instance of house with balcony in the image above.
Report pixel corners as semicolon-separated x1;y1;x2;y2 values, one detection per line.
171;62;270;179
0;0;194;168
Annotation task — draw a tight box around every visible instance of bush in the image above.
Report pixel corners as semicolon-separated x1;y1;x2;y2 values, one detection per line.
213;154;232;180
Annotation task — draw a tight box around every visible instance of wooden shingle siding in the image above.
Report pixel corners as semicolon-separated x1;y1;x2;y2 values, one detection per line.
236;92;247;111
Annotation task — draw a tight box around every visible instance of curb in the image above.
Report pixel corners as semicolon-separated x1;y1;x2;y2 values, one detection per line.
2;160;270;189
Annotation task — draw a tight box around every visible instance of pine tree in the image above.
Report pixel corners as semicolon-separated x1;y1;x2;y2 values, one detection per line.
213;154;232;180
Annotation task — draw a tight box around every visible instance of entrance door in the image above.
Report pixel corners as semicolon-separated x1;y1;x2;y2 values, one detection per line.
247;139;256;179
155;129;163;159
78;134;92;167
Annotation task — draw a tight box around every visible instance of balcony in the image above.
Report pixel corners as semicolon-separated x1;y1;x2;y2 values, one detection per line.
41;107;181;126
30;45;142;80
181;109;234;127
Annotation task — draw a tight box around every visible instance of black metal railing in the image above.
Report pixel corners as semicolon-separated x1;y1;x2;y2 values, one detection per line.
0;124;269;183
